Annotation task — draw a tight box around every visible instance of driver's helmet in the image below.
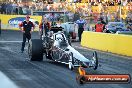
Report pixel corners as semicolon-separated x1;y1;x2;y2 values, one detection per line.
57;31;63;34
56;34;63;42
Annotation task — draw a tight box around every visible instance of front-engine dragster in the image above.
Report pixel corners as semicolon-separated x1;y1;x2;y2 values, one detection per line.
28;26;98;70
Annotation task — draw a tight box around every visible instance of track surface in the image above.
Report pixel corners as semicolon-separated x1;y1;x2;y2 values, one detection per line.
0;30;132;88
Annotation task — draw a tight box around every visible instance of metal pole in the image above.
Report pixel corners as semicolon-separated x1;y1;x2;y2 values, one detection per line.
0;19;1;36
31;10;33;15
120;0;122;22
18;7;19;15
64;11;65;23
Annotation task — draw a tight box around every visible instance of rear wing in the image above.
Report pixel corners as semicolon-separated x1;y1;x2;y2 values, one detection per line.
50;27;63;33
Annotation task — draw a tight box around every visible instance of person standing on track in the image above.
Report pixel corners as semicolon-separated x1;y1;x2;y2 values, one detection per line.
39;16;50;37
75;17;86;42
19;15;35;53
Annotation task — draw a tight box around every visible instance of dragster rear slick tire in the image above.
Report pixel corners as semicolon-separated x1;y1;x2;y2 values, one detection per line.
28;39;43;61
93;51;98;70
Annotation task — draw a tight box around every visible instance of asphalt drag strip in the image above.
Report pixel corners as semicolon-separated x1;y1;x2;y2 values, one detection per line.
0;30;132;88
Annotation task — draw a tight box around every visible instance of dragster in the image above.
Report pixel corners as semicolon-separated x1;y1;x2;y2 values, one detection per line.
28;26;98;70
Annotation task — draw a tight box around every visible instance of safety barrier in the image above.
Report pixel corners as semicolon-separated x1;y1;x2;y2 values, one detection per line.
0;14;42;31
81;31;132;57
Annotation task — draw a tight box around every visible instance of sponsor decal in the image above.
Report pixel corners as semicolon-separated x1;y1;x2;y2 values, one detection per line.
76;67;131;84
8;17;39;28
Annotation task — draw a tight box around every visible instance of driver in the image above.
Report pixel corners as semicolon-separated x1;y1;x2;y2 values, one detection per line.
53;33;64;47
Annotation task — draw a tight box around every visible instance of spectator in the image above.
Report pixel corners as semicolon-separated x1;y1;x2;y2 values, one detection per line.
95;18;105;32
19;7;23;15
73;10;80;22
126;21;132;31
64;13;69;22
68;11;74;22
107;12;111;22
126;16;132;31
114;14;120;22
91;1;95;6
100;17;106;25
31;4;36;11
15;6;19;15
84;18;90;31
118;0;121;5
22;7;27;15
1;3;5;14
126;16;131;24
122;0;128;6
43;4;48;11
6;2;12;14
0;3;2;14
109;1;115;6
12;2;17;14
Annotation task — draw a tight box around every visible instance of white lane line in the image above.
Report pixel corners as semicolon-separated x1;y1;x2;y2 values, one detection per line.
0;71;19;88
0;41;22;43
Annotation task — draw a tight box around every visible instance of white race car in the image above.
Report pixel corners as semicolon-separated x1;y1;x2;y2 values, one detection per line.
28;27;98;70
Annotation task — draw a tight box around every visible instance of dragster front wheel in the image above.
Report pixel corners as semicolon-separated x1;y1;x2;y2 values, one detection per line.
68;52;74;70
92;51;98;70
